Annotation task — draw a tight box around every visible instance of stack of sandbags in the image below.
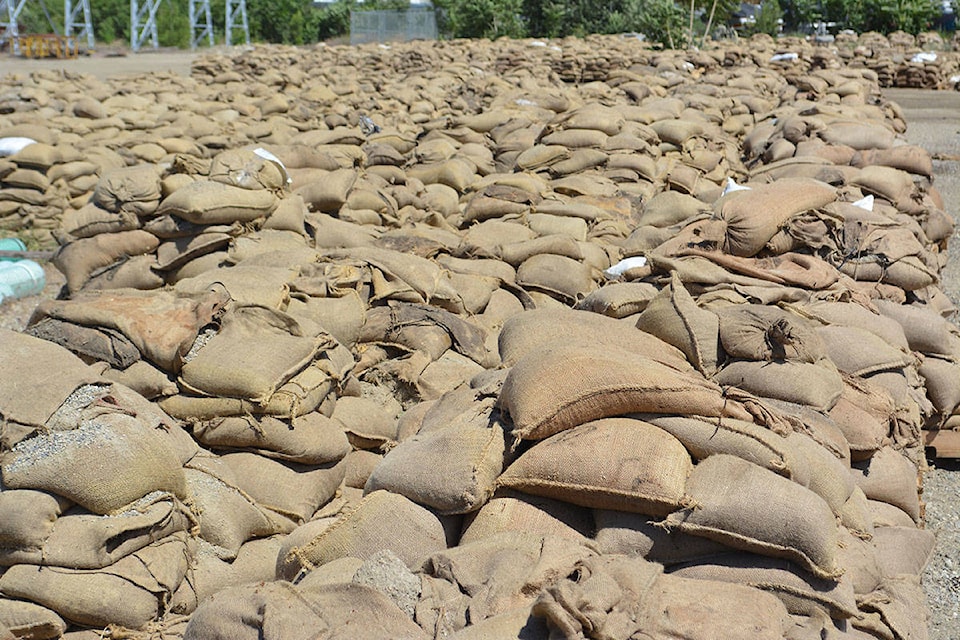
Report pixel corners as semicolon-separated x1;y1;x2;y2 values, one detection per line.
0;34;948;638
0;329;196;634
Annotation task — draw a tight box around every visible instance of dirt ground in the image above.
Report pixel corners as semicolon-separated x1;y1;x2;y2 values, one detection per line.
0;48;199;80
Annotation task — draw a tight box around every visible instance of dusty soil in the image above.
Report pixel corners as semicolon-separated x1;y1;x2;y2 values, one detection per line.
0;47;200;80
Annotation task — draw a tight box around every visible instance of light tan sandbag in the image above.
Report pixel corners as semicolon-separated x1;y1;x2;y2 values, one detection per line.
635;272;720;375
665;454;842;579
209;148;288;191
0;488;68;554
592;508;730;565
818;121;896;150
0;492;191;571
645;414;806;483
364;422;504;515
220;452;346;524
499;417;692;516
1;412;187;515
182;581;428;640
192;412;350;465
850;446;921;524
157;180;279;224
718;178;836;257
714;359;844;413
460;491;594;546
53;229;160;293
282;490;447;574
179;305;328;403
0;599;66;640
515;253;598;304
668;552;859;619
0;533;189;630
91;164;162;216
871;526;935;579
57;203;141;240
500;343;746;441
716;304;827;363
575;282;659;319
0;330;103;428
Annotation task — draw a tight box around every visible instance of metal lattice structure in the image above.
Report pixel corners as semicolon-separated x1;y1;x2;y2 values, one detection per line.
130;0;162;52
189;0;213;49
1;0;28;54
225;0;249;47
349;8;437;46
64;0;95;49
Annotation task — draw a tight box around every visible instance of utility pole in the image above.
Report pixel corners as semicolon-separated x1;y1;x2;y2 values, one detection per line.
64;0;95;50
131;0;162;52
189;0;213;49
225;0;249;46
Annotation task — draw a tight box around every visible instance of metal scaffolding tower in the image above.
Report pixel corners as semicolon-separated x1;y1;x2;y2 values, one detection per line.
1;0;28;55
64;0;95;50
188;0;213;49
225;0;249;46
130;0;162;52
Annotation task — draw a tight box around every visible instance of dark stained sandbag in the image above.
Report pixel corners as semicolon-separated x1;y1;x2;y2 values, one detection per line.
500;344;749;441
665;454;842;579
499;418;692;516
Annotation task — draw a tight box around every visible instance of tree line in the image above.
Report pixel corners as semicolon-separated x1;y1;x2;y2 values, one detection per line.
12;0;951;50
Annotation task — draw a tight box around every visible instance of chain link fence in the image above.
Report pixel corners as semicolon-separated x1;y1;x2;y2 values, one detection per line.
349;8;437;45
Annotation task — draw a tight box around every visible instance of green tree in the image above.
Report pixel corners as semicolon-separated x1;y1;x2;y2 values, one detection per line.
754;0;784;33
435;0;526;38
248;0;322;44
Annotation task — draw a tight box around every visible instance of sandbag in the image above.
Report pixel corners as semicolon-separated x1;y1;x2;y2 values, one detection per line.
157;180;279;224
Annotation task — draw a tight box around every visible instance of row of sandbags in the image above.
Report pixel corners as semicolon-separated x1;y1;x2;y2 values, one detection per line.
0;35;951;639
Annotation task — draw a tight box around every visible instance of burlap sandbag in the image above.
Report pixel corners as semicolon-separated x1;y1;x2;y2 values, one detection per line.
669;552;859;619
716;304;826;363
918;355;960;417
364;423;504;515
856;578;929;640
2;412;186;515
282;490;447;574
533;554;792;640
500;343;746;441
53;229;160;293
818;121;896;150
635;272;720;375
828;378;893;459
58;203;141;240
718;178;836;257
209;149;288;191
515;253;598;303
0;330;103;429
715;359;843;412
499;417;692;516
0;493;191;570
592;509;730;565
170;537;282;615
785;432;855;517
460;492;594;546
157;180;279;224
575;282;660;319
0;600;65;640
183;581;428;640
645;414;806;483
185;458;289;558
179;305;327;403
0;489;67;554
850;447;920;524
639;190;709;227
192;413;350;465
875;299;960;358
871;526;935;579
0;533;189;629
333;395;404;451
665;454;842;579
92;165;162;216
220;452;346;524
446;605;548;640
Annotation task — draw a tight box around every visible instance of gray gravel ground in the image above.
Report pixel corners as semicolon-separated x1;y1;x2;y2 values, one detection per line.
884;88;960;640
